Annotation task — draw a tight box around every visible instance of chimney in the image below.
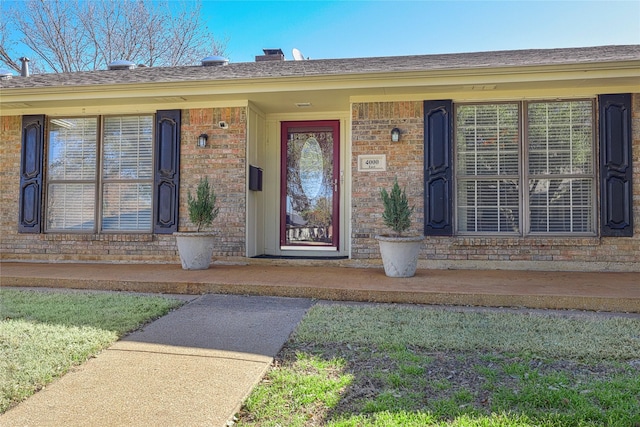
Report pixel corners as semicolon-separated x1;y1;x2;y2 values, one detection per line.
255;49;285;62
20;57;30;77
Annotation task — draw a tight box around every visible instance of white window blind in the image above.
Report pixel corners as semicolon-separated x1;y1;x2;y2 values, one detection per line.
47;118;97;231
48;118;97;180
47;183;96;230
46;115;154;233
102;116;154;232
456;104;520;233
103;116;153;180
455;100;595;235
102;183;153;231
529;178;593;233
527;101;594;233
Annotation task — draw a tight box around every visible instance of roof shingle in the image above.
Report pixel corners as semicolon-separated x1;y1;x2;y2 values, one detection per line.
1;45;638;89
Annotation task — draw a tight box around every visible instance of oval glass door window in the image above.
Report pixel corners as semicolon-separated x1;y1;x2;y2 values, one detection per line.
299;137;323;200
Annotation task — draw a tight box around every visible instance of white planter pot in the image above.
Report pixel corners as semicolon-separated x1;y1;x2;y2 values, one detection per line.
173;232;216;270
375;235;424;278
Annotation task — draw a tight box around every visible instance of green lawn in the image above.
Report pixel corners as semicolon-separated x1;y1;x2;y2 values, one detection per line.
0;289;184;413
237;304;640;427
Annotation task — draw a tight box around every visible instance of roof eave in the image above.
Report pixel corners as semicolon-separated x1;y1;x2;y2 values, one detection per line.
1;59;638;115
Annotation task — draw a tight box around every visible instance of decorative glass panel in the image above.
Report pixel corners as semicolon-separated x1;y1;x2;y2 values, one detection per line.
285;128;334;246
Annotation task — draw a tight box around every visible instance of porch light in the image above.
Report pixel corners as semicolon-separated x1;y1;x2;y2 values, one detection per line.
391;127;401;142
197;133;208;148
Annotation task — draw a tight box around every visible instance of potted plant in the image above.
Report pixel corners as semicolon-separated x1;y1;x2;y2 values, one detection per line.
375;178;424;277
174;177;220;270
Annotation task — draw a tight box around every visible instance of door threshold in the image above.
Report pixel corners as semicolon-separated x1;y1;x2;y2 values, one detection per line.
252;255;348;260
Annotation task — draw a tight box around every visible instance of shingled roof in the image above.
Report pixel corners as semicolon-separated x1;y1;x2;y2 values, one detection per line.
1;45;639;89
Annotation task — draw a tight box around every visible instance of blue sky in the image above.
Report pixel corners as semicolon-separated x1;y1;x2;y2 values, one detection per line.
2;1;638;65
205;1;640;62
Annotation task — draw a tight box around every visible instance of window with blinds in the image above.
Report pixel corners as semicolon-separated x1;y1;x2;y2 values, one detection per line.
455;100;595;235
102;116;153;231
456;103;520;233
46;115;154;232
47;118;98;231
527;101;594;233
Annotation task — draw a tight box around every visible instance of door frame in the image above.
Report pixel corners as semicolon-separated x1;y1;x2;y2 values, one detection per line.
279;120;341;250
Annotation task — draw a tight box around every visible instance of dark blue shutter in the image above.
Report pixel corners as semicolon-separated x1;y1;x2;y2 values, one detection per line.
424;100;453;236
19;115;45;233
599;94;633;237
154;110;181;234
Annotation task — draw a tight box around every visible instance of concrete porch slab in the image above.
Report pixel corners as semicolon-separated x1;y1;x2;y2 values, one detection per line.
1;262;638;313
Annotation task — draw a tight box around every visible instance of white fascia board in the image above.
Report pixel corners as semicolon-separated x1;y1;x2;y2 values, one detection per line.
2;60;638;109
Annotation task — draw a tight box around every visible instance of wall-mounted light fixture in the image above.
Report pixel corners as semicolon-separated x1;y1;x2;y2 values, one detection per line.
391;127;401;143
197;133;208;148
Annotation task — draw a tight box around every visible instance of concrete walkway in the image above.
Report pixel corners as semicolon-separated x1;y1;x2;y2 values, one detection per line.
1;294;314;427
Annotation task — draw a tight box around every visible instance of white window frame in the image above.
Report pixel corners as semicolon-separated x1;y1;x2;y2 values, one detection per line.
454;99;597;236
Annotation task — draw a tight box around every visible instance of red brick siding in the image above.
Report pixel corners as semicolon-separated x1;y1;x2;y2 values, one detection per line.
350;97;640;270
1;94;637;270
351;102;425;257
0;116;23;257
0;107;247;262
180;108;246;256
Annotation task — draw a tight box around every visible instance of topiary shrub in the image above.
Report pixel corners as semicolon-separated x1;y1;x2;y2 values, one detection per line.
187;177;219;232
380;177;414;236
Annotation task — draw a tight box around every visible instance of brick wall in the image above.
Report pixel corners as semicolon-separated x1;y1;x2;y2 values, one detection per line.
181;108;246;256
351;97;640;271
0;116;24;258
1;95;638;270
0;107;247;263
351;102;425;257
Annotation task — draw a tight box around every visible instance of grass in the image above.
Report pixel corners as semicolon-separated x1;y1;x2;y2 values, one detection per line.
237;304;640;427
0;289;184;413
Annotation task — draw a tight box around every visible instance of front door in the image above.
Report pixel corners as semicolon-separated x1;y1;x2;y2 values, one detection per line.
280;121;340;250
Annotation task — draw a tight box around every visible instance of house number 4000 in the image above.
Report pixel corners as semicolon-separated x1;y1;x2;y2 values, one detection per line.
358;154;386;171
